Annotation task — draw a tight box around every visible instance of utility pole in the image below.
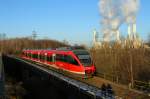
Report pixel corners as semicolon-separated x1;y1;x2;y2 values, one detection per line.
32;30;37;40
0;33;6;53
32;31;37;49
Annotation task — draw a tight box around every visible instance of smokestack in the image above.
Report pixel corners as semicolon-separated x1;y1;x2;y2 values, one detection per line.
93;29;99;45
103;32;110;42
116;30;120;41
104;37;109;42
133;23;137;39
128;25;131;40
99;0;140;42
93;30;96;43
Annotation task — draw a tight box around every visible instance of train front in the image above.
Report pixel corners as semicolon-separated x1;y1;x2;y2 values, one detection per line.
74;50;96;77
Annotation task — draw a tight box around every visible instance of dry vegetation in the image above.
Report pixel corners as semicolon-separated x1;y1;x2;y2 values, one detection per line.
0;38;69;55
1;38;150;88
91;43;150;85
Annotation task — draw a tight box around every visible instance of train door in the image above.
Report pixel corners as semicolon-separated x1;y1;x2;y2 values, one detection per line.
60;54;69;70
55;54;64;69
46;53;53;65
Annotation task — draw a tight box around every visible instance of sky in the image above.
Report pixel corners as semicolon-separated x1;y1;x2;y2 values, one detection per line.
0;0;150;44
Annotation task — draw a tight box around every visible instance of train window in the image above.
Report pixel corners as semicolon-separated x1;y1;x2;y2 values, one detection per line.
39;55;42;59
27;53;29;57
28;53;32;58
32;54;38;59
56;54;64;61
47;56;52;62
65;55;79;66
26;53;29;57
26;53;28;57
35;54;38;58
76;54;92;66
32;54;34;58
55;54;58;60
38;54;40;59
39;55;45;60
44;55;47;61
22;52;25;56
42;55;45;60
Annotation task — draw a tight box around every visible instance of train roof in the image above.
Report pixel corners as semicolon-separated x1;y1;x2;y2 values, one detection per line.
72;50;89;55
23;46;89;55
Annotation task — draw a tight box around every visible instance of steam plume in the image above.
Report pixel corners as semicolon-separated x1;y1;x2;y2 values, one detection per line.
99;0;140;42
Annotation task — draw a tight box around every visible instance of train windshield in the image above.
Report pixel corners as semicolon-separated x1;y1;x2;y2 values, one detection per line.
74;50;92;66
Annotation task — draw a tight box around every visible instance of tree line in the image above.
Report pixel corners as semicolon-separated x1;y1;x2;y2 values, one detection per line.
0;37;69;54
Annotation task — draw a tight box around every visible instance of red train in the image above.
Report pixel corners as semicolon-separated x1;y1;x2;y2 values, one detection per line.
21;47;96;78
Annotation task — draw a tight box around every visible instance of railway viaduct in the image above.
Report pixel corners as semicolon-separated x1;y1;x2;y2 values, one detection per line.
1;55;115;99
